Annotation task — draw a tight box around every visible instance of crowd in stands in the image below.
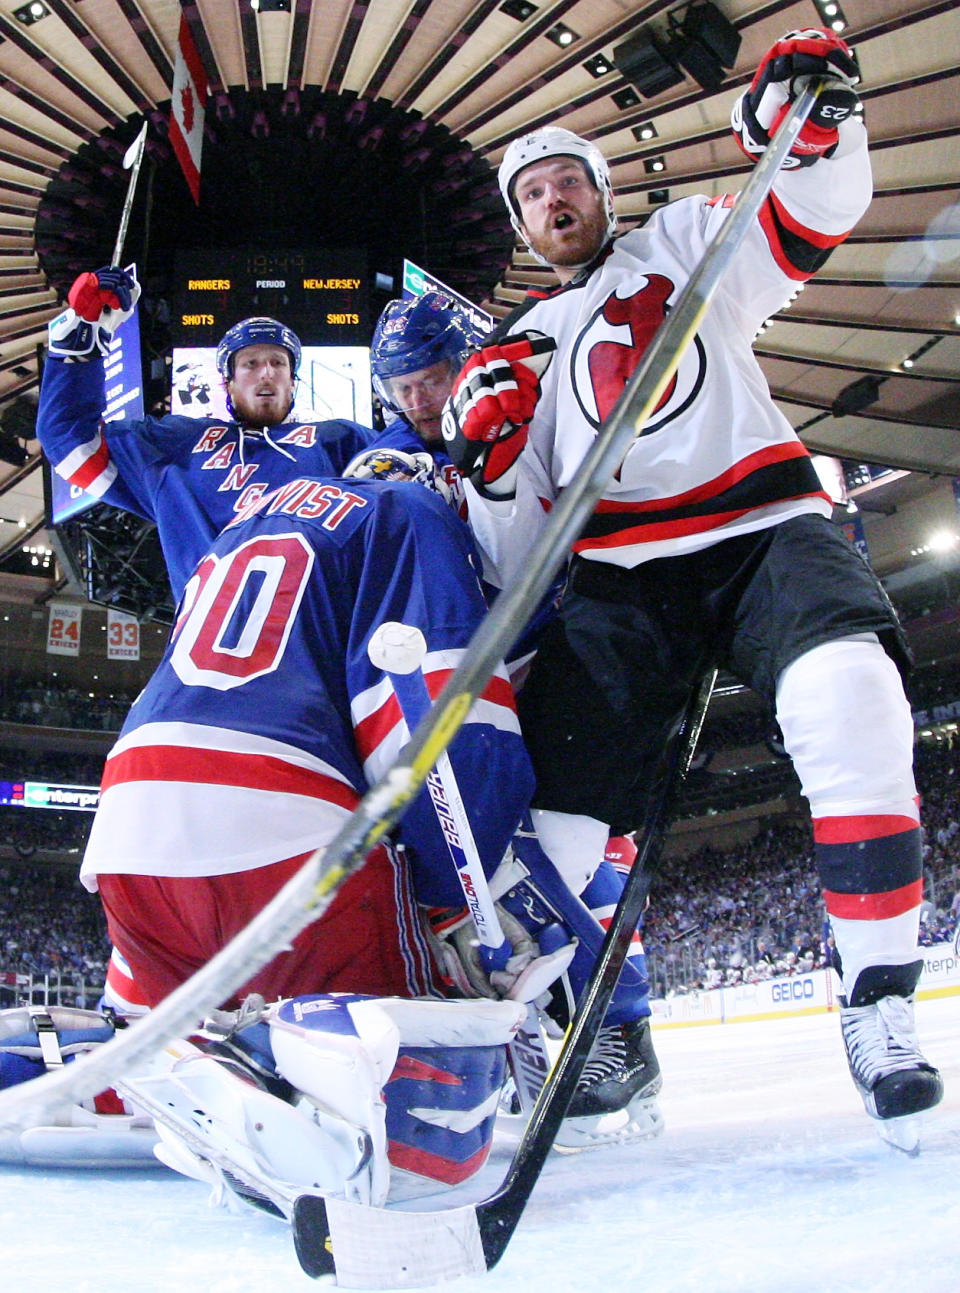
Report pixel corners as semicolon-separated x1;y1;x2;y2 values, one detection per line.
1;654;959;1003
0;861;108;997
0;674;138;731
0;807;92;860
646;739;960;996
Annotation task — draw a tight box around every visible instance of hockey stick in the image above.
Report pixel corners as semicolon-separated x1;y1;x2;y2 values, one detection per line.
0;83;820;1138
113;121;148;266
367;622;561;1111
368;621;516;967
291;669;716;1284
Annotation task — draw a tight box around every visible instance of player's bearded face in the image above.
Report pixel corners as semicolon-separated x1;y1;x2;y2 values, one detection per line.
515;157;608;274
388;360;454;444
227;344;295;426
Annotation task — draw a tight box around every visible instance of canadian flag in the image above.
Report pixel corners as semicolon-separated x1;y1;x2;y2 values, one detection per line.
169;14;206;204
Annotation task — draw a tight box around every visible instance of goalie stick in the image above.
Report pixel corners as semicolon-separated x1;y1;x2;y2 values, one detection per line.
290;669;717;1285
0;82;821;1151
366;622;559;1113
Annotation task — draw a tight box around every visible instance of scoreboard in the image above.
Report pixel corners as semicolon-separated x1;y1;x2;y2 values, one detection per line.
171;248;370;347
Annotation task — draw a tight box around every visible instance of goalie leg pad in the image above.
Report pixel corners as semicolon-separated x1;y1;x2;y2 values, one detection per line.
384;1041;508;1200
0;1006;157;1167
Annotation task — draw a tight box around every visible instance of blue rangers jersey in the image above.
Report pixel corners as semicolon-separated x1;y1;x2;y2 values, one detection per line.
80;479;534;908
37;356;372;600
372;414;560;682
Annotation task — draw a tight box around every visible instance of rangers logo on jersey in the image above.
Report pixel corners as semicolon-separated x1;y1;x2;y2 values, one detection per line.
571;275;706;436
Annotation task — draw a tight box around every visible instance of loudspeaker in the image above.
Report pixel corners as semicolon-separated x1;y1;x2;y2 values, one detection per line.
831;375;882;418
613;29;684;98
674;2;741;68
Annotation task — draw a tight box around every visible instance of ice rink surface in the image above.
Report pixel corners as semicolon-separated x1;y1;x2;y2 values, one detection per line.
2;993;958;1293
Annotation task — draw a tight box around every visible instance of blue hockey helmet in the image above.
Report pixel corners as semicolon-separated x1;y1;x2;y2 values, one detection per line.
216;317;302;380
370;293;482;412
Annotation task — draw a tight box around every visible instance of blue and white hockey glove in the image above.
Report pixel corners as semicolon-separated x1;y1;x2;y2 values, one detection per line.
343;445;453;505
732;28;860;169
442;331;555;501
48;265;141;362
423;901;573;1002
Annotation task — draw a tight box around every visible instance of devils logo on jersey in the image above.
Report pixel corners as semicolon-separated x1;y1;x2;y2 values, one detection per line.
571;275;706;435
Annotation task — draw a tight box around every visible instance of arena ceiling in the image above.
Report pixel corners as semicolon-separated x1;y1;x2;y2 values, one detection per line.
0;0;958;603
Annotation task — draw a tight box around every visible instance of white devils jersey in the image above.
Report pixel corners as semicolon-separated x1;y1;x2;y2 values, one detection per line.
463;122;873;589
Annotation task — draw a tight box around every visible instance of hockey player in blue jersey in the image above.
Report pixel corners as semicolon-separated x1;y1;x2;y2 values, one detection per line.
81;476;537;1007
353;296;665;1146
339;292;481;516
370;291;480;455
43;474;545;1200
37;267;372;601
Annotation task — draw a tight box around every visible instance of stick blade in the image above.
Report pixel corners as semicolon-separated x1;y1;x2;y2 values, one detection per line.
292;1194;337;1280
293;1193;486;1287
122;121;148;170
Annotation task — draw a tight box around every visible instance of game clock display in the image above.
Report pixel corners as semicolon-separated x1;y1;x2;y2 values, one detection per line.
172;248;369;346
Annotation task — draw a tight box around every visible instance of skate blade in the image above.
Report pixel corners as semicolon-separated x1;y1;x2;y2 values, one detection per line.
876;1112;924;1156
554;1096;664;1153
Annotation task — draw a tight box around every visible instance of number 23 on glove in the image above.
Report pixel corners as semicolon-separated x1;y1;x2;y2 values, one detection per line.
442;330;555;500
732;28;861;169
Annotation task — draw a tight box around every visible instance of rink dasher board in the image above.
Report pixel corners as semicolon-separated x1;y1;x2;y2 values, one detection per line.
651;940;960;1029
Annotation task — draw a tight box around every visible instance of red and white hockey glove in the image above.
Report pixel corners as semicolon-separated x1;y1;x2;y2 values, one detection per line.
48;265;141;362
441;331;555;501
731;28;860;170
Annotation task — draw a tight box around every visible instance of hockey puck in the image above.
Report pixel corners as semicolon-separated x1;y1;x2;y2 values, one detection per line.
368;621;428;674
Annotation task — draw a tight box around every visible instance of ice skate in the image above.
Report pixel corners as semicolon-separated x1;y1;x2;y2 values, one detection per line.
555;1016;664;1151
840;993;942;1153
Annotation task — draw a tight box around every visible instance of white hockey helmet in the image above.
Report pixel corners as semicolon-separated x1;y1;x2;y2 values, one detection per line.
498;127;618;245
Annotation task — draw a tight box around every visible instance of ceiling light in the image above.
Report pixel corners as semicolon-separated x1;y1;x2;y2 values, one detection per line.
831;19;846;32
648;189;669;204
583;54;614;78
546;23;578;48
929;530;958;552
632;122;658;142
901;357;915;369
13;1;49;23
500;0;538;20
644;156;666;173
612;87;641;110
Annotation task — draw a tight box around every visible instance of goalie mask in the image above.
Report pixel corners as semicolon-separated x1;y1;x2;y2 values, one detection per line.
371;293;481;414
498;127;618;264
216;317;302;381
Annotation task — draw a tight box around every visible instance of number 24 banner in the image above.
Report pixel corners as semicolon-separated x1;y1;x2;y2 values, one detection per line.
47;603;82;656
107;609;140;661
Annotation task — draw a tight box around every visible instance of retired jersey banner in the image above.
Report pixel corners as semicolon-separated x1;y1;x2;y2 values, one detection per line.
47;603;82;656
107;609;140;661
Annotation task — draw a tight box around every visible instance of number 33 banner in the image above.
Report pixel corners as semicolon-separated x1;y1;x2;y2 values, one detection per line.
47;603;82;656
107;609;140;661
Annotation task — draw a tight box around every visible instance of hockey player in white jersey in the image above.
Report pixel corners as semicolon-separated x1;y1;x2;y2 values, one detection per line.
442;29;942;1147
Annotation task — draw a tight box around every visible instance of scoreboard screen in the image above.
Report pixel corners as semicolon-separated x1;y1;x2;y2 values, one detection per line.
171;248;370;347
